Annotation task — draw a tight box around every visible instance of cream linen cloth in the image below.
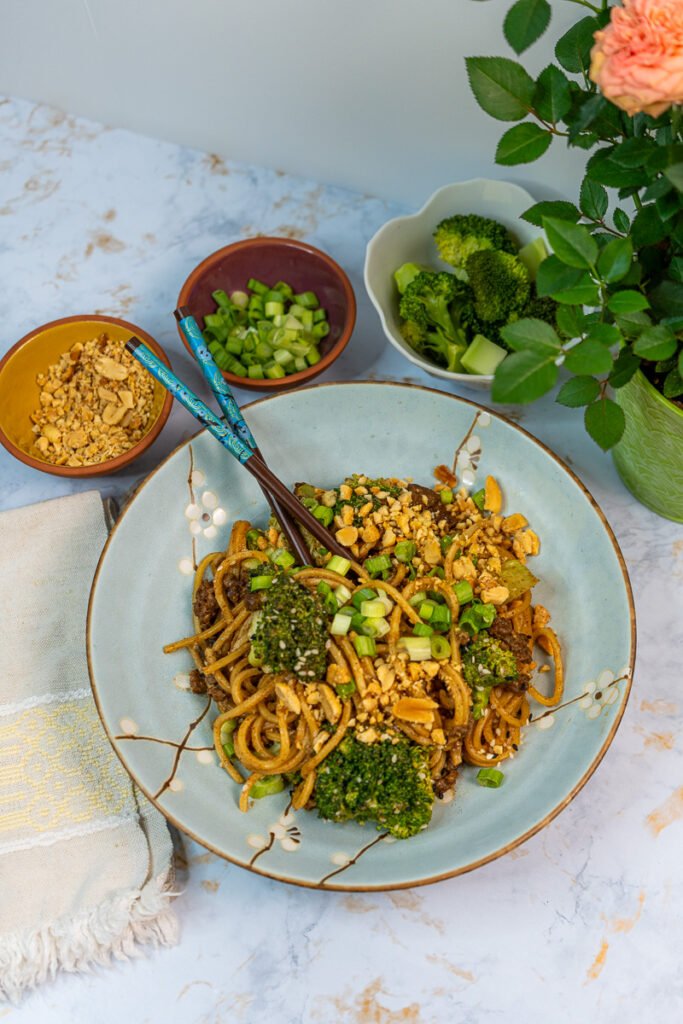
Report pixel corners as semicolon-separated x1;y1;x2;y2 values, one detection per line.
0;491;178;1002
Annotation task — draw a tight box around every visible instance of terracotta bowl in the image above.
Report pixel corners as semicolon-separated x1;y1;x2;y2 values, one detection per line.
177;237;356;391
0;315;173;478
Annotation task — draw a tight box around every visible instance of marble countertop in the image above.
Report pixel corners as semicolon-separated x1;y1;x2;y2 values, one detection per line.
1;96;682;1024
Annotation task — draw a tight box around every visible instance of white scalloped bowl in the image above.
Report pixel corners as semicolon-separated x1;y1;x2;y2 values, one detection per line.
364;179;542;391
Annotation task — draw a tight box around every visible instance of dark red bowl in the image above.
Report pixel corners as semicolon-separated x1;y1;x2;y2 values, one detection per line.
176;237;357;391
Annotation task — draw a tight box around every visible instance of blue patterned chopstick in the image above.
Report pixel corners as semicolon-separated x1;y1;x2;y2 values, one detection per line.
173;307;310;565
174;306;256;450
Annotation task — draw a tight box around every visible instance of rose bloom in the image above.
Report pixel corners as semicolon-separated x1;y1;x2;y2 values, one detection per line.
590;0;683;117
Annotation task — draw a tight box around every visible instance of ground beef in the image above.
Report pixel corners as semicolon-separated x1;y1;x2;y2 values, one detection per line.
193;579;219;630
407;484;460;532
189;669;207;694
223;568;262;610
488;616;533;687
434;769;458;799
190;668;226;703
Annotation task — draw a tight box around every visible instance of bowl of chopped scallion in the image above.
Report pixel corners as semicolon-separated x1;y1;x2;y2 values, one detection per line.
177;237;356;390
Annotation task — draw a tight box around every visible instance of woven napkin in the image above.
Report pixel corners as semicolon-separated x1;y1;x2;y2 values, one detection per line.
0;491;178;1002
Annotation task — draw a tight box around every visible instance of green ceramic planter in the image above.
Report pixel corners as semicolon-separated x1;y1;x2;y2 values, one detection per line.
613;370;683;523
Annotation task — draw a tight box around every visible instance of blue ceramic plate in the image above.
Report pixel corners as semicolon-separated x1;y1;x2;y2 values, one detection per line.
87;382;635;890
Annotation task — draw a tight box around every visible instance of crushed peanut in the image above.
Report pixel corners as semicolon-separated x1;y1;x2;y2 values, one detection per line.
29;333;156;466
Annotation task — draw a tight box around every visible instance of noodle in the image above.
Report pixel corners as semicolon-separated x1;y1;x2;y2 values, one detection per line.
167;471;564;832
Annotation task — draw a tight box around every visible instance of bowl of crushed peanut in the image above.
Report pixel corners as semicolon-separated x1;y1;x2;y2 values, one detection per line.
0;315;173;476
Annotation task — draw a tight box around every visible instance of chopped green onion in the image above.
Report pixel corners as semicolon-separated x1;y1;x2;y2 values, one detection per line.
412;622;434;637
324;593;338;615
398;636;432;661
375;592;394;615
298;484;316;498
428;567;445;579
472;488;486;511
476;768;504;788
326;555;351;576
360;600;387;619
430;636;451;660
247;278;269;295
248;646;263;667
394;540;416;563
246;528;261;549
430;604;451;628
371;617;390;638
353;635;377;658
271;548;295;569
440;488;454;504
336;680;356;698
312;321;330;339
334;584;352;606
312;505;334;527
330;612;352;636
360;618;380;637
250;574;274;592
219;720;236;742
317;581;332;597
230;290;249;309
265;363;286;380
440;535;454;555
408;591;428;608
293;291;319;309
453;580;474;604
458;601;497;634
251;775;285;799
418;600;437;621
212;288;231;308
247;365;265;380
363;554;392;578
352;587;377;610
337;606;355;617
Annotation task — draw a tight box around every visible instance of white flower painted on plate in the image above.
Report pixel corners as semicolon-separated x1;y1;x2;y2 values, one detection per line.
119;717;138;735
577;670;621;720
168;777;184;793
184;484;228;540
195;749;216;765
247;811;302;856
330;851;351;867
190;469;206;487
178;557;194;576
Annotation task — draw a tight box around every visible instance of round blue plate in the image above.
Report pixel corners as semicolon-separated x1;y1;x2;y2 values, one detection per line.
87;382;635;890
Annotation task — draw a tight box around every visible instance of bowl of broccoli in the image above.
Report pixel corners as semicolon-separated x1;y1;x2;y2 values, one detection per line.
364;179;553;390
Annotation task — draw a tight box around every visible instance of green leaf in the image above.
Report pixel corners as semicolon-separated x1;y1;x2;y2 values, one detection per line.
543;217;598;270
556;375;601;407
609;348;641;388
465;57;535;121
596;237;633;284
580;179;608;221
569;94;606;137
504;0;551;54
649;279;683;318
610;137;657;168
584;398;626;450
586;323;621;347
614;309;651;337
536;255;583;296
491;349;559;403
679;348;683;375
556;305;585;339
555;16;598;74
496;122;552;165
564;339;614;375
607;291;650;314
642;176;672;202
656;189;681;222
586;149;649;188
500;317;562;353
663;366;683;399
670;256;683;283
664;162;683;190
533;65;571;123
632;325;677;361
613;208;631;233
550;279;601;305
631;205;668;248
521;200;580;228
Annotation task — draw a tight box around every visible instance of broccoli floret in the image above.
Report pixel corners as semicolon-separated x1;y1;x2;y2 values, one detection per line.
399;318;465;373
465;250;531;323
462;633;519;719
434;214;517;272
394;262;427;295
314;736;434;839
251;573;328;681
521;292;559;328
399;271;461;339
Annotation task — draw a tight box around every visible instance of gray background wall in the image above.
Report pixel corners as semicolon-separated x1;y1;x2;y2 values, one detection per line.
1;0;587;204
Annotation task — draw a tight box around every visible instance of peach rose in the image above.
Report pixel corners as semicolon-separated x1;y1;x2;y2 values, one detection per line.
590;0;683;117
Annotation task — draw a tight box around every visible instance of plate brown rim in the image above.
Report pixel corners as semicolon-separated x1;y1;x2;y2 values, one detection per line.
86;380;636;891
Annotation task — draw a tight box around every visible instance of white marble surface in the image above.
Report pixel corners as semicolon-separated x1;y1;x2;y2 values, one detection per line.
1;96;682;1023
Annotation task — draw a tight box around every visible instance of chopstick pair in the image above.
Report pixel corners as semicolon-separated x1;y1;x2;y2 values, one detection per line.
126;312;350;563
173;306;310;565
